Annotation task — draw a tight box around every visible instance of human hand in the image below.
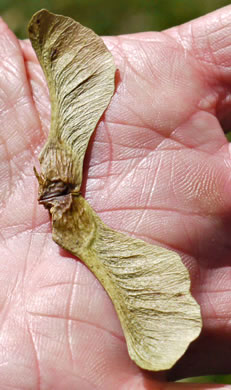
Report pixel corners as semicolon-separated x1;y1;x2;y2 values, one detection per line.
1;5;231;389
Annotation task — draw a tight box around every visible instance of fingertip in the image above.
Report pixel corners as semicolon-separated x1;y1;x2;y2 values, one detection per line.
167;5;231;86
19;39;38;64
0;16;11;34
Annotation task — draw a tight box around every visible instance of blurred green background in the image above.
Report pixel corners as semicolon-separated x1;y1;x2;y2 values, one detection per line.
1;0;231;38
1;0;231;385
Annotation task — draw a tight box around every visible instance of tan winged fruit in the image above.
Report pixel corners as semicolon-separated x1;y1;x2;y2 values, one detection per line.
28;9;202;371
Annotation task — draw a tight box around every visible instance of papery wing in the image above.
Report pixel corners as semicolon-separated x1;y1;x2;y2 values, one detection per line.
52;196;202;371
28;9;115;184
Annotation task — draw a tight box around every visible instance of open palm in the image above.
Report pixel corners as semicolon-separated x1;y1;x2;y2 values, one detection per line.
1;6;231;389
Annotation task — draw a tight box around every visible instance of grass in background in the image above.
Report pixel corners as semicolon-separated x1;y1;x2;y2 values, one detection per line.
1;0;231;385
180;375;231;384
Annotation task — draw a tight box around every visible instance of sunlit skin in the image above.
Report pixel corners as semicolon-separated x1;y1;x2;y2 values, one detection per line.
1;5;231;390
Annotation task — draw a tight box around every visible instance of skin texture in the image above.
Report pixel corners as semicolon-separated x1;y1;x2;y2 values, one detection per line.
1;5;231;390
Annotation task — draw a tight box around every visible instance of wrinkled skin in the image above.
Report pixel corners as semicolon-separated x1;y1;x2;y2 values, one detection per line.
1;5;231;390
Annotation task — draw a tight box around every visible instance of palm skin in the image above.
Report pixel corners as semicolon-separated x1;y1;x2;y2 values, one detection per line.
1;5;231;390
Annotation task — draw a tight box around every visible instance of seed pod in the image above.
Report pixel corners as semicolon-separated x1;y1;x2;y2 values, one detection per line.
28;9;202;371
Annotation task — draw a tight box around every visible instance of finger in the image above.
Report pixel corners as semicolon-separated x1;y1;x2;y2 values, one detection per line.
0;21;49;234
166;5;231;131
0;19;42;203
19;39;50;142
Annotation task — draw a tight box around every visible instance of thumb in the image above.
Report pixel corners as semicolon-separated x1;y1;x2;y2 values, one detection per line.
167;5;231;132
